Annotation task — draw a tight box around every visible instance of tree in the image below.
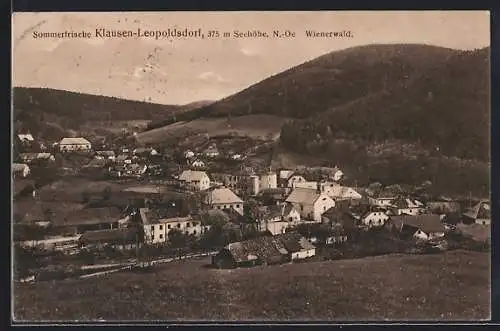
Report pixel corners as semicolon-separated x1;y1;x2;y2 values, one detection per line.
168;229;188;249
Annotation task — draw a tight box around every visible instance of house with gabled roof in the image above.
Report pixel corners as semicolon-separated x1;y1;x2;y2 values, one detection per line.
17;133;34;143
12;163;31;178
205;187;244;215
139;208;209;245
462;200;491;225
285;187;335;222
391;197;426;216
212;232;315;268
179;170;211;191
386;214;445;241
369;190;398;207
59;137;92;152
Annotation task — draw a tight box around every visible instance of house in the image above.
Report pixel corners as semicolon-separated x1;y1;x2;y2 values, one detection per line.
12;163;31;178
278;169;295;188
95;150;116;160
17;133;34;144
361;210;390;228
329;166;344;182
18;153;56;164
287;174;308;188
259;171;278;190
456;223;491;244
211;232;315;268
285;187;336;222
204;145;220;158
327;185;363;201
59;137;92;152
125;163;148;177
179;170;211;191
255;204;296;234
116;154;133;164
13;179;36;200
391;197;426;216
133;147;159;157
139;208;209;245
206;187;244;215
386;214;445;241
462;201;491;225
184;150;195;159
369;190;398;207
190;159;206;169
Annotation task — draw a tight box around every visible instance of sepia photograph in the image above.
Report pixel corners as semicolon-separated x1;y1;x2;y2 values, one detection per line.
11;11;491;322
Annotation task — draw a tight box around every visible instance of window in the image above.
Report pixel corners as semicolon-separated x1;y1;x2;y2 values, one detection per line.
159;234;163;239
236;204;240;208
187;222;191;228
151;225;154;231
151;234;155;240
193;230;197;235
167;224;171;229
177;223;181;228
159;225;163;230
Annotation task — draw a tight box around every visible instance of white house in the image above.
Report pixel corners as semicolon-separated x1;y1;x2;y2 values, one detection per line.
387;214;445;241
327;185;363;201
392;197;426;216
95;150;116;160
331;168;344;182
259;171;278;190
362;211;390;228
287;175;308;188
17;133;34;144
463;201;491;225
59;137;92;152
204;146;220;158
179;170;211;191
190;159;206;169
285;187;335;222
184;150;195;159
12;163;31;178
369;191;398;207
139;208;210;245
206;187;244;215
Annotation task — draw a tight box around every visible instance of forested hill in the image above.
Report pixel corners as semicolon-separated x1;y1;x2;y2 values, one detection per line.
280;46;490;162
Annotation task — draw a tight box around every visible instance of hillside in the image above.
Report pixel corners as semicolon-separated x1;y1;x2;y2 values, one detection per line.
12;87;183;140
14;251;490;321
172;44;460;119
280;47;490;160
170;44;489;160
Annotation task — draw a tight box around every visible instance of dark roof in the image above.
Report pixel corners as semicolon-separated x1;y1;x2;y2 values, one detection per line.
463;201;491;220
13;179;36;197
390;214;444;234
79;228;138;244
225;232;314;263
456;223;491;243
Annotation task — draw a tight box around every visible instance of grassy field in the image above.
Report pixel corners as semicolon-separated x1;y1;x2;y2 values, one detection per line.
13;250;490;322
135;114;288;145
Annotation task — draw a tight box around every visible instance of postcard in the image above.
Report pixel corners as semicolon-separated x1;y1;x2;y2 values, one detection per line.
12;11;491;322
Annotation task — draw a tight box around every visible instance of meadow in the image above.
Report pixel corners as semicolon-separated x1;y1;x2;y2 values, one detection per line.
13;250;490;322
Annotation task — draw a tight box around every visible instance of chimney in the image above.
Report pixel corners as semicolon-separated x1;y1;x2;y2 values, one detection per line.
317;181;321;194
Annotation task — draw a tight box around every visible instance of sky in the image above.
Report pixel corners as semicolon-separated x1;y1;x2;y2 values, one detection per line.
12;11;490;105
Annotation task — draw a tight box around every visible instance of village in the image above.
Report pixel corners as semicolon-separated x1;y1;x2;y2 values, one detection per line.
12;131;491;282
